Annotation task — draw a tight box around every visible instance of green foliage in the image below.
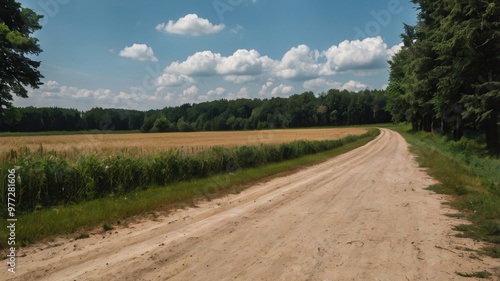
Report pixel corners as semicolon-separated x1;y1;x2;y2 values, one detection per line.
2;89;392;133
176;116;194;132
151;114;172;132
140;113;156;133
102;223;114;232
235;145;264;168
0;0;44;122
386;0;500;147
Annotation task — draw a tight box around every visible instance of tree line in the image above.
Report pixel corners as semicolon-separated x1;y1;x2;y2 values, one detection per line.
0;89;391;132
385;0;499;148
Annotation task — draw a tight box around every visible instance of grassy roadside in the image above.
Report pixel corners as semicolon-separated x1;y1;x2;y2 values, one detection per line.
386;124;500;258
0;129;379;249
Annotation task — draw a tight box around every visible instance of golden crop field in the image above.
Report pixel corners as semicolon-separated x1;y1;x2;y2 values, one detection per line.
0;128;366;158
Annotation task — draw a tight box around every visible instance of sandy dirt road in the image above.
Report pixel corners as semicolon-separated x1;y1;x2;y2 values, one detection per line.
6;128;499;280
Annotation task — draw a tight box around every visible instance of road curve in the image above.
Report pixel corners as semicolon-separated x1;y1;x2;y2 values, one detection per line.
7;128;499;280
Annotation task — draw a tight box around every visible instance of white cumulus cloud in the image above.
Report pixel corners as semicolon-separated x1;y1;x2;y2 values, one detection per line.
156;14;225;36
176;85;200;104
258;78;274;96
227;87;250;100
224;75;256;83
271;84;294;96
303;78;367;92
45;80;60;90
207;87;226;96
166;51;222;76
119;44;158;62
322;36;397;75
182;85;199;97
22;80;172;110
165;49;276;79
341;80;368;92
217;49;274;76
303;78;342;91
276;45;321;80
156;73;194;87
39;84;111;101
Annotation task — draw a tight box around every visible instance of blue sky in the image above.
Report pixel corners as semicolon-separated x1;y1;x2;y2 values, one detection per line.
15;0;418;111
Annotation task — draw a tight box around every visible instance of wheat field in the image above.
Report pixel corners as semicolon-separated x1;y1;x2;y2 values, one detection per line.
0;128;367;158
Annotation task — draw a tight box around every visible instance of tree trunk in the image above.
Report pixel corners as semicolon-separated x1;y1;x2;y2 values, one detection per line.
452;114;463;141
432;118;441;134
411;114;418;131
485;113;500;149
423;115;432;132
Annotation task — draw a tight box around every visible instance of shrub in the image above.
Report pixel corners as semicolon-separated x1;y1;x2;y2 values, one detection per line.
235;146;259;168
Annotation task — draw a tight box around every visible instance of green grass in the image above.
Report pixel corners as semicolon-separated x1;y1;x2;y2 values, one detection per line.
456;271;492;278
75;233;89;240
102;223;114;232
0;129;379;248
386;124;500;258
425;184;453;195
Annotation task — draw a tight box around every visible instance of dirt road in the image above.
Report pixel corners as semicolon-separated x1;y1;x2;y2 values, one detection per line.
6;129;499;280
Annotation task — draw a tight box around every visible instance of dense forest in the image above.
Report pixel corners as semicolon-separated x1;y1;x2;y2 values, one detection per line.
385;0;499;148
0;89;391;133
